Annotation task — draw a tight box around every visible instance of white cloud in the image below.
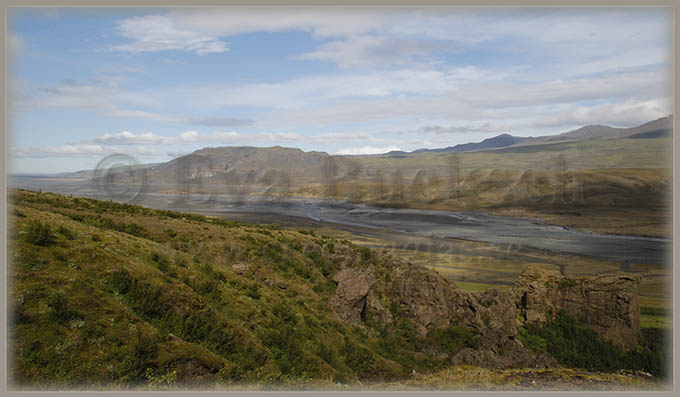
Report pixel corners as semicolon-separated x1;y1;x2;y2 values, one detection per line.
11;128;386;159
109;8;671;78
93;131;169;145
297;35;458;69
416;122;509;135
14;62;670;138
91;130;244;145
10;143;108;158
9;141;172;159
14;77;181;123
110;8;397;56
113;14;229;54
177;130;240;143
335;146;401;155
249;67;669;132
107;109;181;123
88;129;372;147
10;8;673;163
187;117;252;127
532;98;672;129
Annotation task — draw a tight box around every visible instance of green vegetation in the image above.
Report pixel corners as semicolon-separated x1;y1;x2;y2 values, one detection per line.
25;220;55;246
519;312;668;379
7;189;669;390
426;325;480;353
7;189;451;389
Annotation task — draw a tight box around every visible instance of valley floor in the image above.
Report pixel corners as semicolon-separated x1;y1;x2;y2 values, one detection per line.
489;207;670;238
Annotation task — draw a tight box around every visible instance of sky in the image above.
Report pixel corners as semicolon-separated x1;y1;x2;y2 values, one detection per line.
7;7;673;173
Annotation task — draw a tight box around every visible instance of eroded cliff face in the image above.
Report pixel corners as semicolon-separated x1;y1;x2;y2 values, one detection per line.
515;265;641;350
330;260;641;369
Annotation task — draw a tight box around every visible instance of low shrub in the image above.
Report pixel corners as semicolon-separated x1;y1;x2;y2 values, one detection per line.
151;251;170;273
45;292;76;323
25;220;55;246
57;225;75;240
12;208;26;218
426;325;480;354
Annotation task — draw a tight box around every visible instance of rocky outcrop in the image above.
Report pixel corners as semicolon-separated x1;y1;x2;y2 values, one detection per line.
390;263;483;337
329;260;641;369
515;265;641;349
365;290;394;327
330;267;376;324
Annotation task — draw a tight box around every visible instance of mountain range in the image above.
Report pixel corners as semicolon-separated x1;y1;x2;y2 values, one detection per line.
51;115;673;183
386;115;672;156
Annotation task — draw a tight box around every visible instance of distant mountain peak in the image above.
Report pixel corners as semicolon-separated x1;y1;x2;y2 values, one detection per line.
384;115;672;156
481;133;518;142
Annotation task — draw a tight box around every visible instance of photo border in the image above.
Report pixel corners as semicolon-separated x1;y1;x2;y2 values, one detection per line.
1;1;677;396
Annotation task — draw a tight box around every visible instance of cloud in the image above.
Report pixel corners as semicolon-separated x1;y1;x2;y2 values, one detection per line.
113;8;390;54
187;117;253;127
27;78;119;110
11;127;387;160
14;78;250;125
10;8;673;163
126;68;463;118
177;130;241;143
110;9;395;56
91;130;244;146
10;143;108;158
254;66;669;131
297;35;458;69
14;61;670;138
113;14;229;54
14;77;181;123
88;129;372;147
109;8;670;78
531;98;672;129
459;68;669;110
92;131;169;145
9;141;172;159
417;122;509;135
335;146;401;155
107;109;181;123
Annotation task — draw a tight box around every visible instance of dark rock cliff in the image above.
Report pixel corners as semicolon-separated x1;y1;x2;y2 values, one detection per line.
330;260;640;369
515;265;640;349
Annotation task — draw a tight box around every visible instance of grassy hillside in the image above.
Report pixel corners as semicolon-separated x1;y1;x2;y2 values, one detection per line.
8;189;481;389
7;189;669;390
